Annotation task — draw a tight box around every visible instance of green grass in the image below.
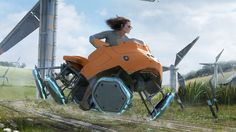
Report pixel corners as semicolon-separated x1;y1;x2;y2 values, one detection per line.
161;103;236;129
0;66;236;131
182;69;236;105
178;81;236;105
0;66;35;86
24;98;236;131
217;85;236;104
0;85;35;100
0;66;36;100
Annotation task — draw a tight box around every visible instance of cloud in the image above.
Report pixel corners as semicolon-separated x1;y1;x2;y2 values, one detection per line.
0;0;93;68
57;0;86;34
124;1;236;67
0;11;27;38
105;0;236;84
1;0;236;85
56;0;93;65
185;2;236;63
0;8;38;68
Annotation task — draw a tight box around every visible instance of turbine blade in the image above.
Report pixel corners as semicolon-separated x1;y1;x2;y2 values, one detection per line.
177;72;185;90
215;49;224;63
0;1;40;55
3;68;9;77
17;57;21;62
175;36;199;66
6;77;9;83
209;77;214;89
218;66;224;77
162;66;170;72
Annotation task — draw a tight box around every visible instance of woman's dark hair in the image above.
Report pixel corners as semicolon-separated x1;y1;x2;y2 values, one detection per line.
106;16;130;31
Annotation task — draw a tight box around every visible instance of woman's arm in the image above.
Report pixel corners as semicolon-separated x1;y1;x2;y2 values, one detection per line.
90;39;109;48
89;31;110;48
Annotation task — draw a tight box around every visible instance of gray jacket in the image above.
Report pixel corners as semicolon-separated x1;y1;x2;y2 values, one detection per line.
89;30;129;47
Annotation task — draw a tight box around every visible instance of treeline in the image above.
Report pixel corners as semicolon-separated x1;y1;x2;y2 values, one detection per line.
185;60;236;80
0;61;26;68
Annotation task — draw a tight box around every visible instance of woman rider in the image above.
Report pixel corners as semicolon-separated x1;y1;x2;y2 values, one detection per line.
89;16;133;48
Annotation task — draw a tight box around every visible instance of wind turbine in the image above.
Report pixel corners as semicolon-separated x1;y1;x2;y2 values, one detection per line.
199;49;224;118
12;57;21;68
163;36;199;109
200;49;224;89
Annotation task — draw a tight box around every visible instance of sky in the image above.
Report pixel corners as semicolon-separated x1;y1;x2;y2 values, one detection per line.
0;0;236;84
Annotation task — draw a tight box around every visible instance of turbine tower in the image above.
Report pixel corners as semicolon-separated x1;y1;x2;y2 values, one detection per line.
38;0;57;77
163;36;199;108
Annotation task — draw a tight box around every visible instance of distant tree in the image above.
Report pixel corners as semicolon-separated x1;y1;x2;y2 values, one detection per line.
0;61;26;68
0;61;14;67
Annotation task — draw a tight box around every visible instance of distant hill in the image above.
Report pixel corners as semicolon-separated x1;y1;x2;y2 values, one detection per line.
186;70;235;84
185;60;236;80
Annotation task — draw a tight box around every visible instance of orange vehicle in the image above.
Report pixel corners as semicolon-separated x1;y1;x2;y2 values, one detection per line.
33;40;174;120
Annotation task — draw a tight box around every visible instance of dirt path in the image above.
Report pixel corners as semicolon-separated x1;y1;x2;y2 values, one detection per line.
1;100;236;132
0;100;116;132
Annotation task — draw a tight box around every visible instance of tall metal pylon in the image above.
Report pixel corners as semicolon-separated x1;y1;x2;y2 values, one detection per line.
38;0;57;78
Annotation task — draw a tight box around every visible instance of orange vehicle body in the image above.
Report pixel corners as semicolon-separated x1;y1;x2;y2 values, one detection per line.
64;40;163;80
33;40;169;120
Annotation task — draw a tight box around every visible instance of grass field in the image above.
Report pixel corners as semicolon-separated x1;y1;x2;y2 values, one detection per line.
0;66;35;86
0;66;236;131
186;70;236;84
0;66;36;100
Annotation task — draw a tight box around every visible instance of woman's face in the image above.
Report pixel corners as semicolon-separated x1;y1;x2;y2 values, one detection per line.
122;22;132;34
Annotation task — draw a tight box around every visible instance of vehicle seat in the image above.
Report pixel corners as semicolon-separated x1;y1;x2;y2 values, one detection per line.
63;56;89;70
